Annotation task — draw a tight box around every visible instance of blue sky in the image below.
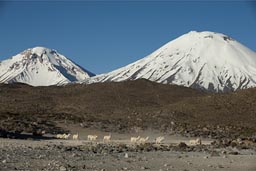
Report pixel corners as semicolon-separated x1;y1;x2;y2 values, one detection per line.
0;1;255;74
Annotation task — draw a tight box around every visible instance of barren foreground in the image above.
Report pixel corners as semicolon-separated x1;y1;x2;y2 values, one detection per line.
0;137;255;171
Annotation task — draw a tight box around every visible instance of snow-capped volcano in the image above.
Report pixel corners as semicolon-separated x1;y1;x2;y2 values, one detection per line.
0;47;95;86
86;31;256;92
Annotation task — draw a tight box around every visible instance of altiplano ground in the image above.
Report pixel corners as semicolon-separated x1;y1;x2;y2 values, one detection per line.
0;129;255;171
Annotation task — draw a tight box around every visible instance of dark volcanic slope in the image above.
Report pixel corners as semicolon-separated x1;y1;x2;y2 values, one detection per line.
0;79;256;138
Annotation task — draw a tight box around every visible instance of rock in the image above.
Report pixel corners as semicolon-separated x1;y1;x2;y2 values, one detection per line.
141;166;149;170
228;151;239;155
210;151;220;157
59;166;67;171
223;155;227;158
222;139;231;146
211;140;217;145
124;153;129;158
187;162;192;165
178;142;188;148
217;165;224;169
221;150;227;154
230;141;238;147
2;159;6;163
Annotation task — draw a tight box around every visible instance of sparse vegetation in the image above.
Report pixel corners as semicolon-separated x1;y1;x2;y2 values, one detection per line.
0;80;256;139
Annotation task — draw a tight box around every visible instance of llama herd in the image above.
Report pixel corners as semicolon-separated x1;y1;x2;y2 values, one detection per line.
130;136;150;144
55;133;202;145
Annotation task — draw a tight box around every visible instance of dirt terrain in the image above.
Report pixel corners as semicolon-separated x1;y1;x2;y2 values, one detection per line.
0;79;256;139
0;134;256;171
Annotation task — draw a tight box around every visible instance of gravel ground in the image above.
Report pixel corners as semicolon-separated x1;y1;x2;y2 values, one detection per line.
0;138;256;171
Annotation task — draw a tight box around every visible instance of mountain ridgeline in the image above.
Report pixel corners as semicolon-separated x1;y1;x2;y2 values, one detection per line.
1;31;256;92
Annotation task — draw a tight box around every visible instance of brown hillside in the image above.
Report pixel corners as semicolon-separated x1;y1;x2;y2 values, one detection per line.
0;79;255;138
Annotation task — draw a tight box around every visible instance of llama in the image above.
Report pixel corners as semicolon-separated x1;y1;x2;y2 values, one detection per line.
56;133;70;139
138;136;149;144
63;133;71;139
56;134;64;139
189;138;202;145
131;136;141;143
103;134;111;142
88;135;98;141
155;136;165;144
72;133;79;140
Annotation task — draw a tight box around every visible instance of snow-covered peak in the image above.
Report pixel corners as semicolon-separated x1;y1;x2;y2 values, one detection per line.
0;47;95;86
150;31;256;68
31;46;50;55
85;31;256;92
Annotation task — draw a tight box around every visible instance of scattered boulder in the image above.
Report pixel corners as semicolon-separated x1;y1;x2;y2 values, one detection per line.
59;166;67;171
178;142;188;148
228;151;239;155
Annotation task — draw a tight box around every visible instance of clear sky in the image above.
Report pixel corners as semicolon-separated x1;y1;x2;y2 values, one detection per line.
0;1;255;74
